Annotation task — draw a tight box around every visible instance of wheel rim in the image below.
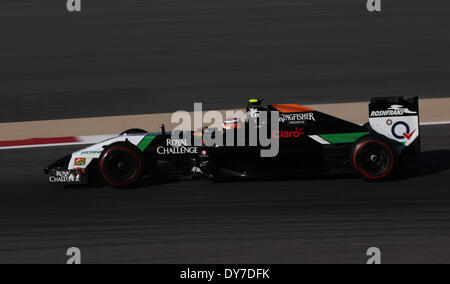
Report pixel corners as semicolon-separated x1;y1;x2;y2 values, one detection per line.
353;140;394;180
100;146;142;187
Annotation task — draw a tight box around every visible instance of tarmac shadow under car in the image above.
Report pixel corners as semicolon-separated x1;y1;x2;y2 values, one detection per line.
419;150;450;177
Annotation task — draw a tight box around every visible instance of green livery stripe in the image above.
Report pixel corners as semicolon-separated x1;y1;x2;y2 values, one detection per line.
319;132;370;144
137;135;157;151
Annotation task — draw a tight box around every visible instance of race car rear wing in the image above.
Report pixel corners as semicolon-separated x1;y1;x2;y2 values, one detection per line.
369;96;420;156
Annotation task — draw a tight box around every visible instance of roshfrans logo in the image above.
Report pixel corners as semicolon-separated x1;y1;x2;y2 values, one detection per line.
279;113;315;124
371;105;417;117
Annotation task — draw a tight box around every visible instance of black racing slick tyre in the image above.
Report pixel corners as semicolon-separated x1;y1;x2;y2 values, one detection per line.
99;145;143;188
351;136;397;181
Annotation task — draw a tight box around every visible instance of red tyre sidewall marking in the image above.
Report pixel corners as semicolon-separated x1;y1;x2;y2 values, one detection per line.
353;140;394;180
100;146;142;187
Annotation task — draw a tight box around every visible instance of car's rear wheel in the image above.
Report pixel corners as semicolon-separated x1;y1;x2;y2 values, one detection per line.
99;145;143;188
351;137;397;181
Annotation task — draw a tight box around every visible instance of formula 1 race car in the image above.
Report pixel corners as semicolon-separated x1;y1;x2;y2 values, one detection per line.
44;97;421;188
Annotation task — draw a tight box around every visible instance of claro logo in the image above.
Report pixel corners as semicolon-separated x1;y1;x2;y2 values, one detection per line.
273;128;305;139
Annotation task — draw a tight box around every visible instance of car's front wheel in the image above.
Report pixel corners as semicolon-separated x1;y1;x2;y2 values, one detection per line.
351;136;397;181
99;145;143;188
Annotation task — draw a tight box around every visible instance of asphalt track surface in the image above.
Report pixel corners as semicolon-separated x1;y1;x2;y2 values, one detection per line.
1;0;449;122
1;0;449;264
0;124;449;264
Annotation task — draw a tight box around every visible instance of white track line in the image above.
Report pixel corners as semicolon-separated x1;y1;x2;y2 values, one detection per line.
358;121;450;126
77;135;117;144
420;121;450;126
0;135;117;151
0;142;94;150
